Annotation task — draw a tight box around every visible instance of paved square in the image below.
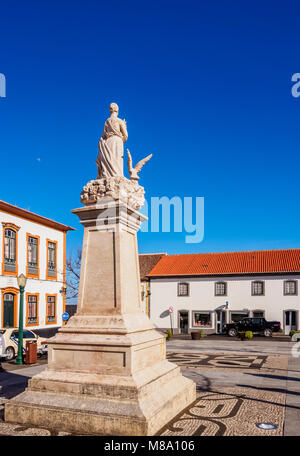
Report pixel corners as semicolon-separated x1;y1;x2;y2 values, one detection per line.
0;338;299;436
158;348;289;436
159;387;285;436
167;352;288;372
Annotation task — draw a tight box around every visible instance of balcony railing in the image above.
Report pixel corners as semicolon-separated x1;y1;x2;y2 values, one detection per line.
28;262;38;276
4;259;16;272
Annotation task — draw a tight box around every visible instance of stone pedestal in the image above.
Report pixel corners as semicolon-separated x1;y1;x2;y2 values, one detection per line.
5;180;196;436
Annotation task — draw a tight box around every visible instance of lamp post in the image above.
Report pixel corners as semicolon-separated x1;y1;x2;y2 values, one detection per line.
16;273;27;365
60;283;68;325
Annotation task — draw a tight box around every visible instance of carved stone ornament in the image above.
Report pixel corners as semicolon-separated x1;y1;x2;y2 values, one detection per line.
81;176;145;210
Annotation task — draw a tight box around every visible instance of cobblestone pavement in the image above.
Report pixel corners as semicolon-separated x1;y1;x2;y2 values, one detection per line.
166;352;288;373
164;339;300;436
0;338;299;436
159;387;285;436
158;350;288;436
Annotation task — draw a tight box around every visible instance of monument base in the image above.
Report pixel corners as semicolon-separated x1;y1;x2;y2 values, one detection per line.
5;363;194;436
5;314;196;436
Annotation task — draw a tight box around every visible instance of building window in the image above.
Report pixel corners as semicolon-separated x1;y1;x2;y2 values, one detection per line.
47;240;57;279
251;281;264;296
178;283;189;296
284;280;297;296
230;311;249;322
192;311;212;327
4;228;16;273
46;295;56;324
253;310;264;318
27;294;38;325
215;282;227;296
27;235;39;277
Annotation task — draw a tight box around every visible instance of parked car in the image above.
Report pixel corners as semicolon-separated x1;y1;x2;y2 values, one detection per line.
0;332;7;361
0;328;48;361
223;317;281;337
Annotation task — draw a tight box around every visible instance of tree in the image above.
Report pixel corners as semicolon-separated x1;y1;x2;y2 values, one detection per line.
66;248;82;302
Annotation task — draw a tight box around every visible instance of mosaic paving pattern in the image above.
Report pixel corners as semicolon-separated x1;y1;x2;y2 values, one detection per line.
0;352;289;436
159;387;285;436
0;388;286;437
167;352;288;372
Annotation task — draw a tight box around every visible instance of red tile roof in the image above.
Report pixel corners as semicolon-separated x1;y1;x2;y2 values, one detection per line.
139;253;166;280
147;249;300;277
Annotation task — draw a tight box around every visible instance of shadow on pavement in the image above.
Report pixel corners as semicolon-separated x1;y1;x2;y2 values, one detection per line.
246;372;300;382
0;369;30;400
181;371;300;411
237;383;300;398
195;383;300;411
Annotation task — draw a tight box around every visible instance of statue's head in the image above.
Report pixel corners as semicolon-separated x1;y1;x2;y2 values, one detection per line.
109;103;119;114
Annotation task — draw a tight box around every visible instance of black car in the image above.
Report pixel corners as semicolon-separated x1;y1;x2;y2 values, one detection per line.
223;317;281;337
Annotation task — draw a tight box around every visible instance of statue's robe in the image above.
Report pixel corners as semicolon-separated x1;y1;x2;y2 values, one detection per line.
96;117;128;178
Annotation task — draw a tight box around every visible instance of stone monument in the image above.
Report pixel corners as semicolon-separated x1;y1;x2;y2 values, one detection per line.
5;103;196;435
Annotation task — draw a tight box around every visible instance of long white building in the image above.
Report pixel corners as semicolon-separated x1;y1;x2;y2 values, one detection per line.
0;200;74;334
143;249;300;335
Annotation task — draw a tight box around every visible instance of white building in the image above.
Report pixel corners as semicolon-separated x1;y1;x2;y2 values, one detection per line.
144;249;300;335
0;200;74;334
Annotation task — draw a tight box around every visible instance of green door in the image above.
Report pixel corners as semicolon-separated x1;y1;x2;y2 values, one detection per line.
3;293;14;327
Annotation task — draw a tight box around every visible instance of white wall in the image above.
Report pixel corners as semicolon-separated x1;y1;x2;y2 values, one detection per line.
149;275;300;333
0;210;65;330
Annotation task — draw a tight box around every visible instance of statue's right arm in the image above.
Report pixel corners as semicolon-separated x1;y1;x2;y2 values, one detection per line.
120;120;128;143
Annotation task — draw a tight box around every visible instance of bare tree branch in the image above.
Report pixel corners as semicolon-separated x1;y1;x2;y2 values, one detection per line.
66;248;82;301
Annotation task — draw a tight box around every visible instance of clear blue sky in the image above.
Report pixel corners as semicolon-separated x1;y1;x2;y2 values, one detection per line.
1;0;300;255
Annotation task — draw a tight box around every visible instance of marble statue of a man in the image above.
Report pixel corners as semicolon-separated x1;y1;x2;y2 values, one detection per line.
96;103;128;179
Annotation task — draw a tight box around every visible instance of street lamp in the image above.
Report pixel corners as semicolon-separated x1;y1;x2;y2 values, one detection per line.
16;273;27;365
59;283;68;294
